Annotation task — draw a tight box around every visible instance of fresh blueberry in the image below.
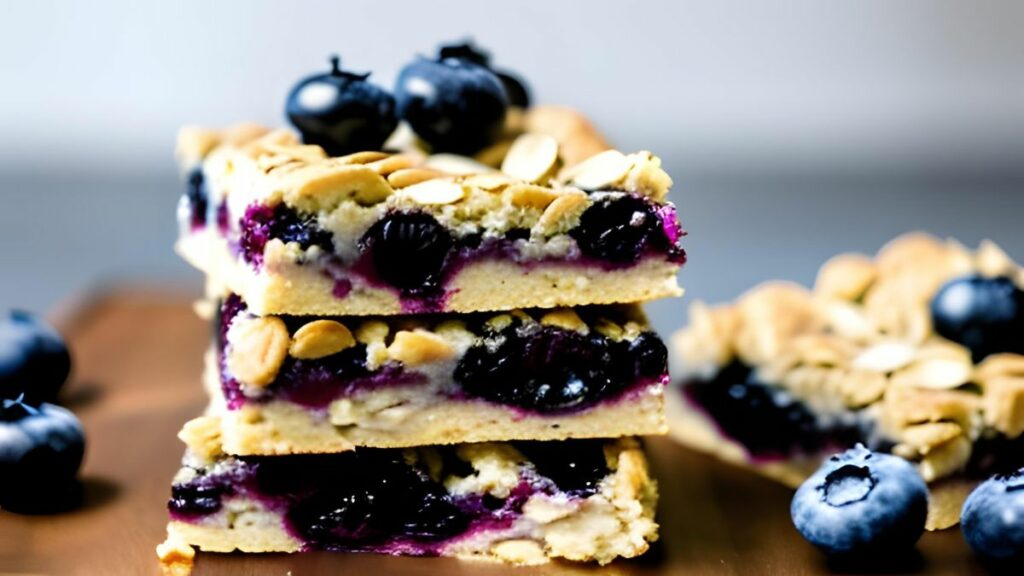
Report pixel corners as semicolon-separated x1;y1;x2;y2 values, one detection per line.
571;195;666;263
286;56;398;156
437;41;531;108
395;55;508;154
362;211;453;293
0;311;72;404
931;275;1024;362
0;395;85;512
961;468;1024;563
791;444;927;556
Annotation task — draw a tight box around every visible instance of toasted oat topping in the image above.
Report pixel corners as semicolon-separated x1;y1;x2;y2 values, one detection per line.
674;233;1024;483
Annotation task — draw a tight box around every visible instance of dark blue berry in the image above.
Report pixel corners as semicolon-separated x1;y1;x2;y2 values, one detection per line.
437;41;531;108
286;56;398;156
962;469;1024;563
571;195;665;263
395;55;508;154
931;275;1024;362
683;363;826;458
516;439;609;494
455;325;639;413
628;332;668;379
169;482;225;517
0;395;85;512
362;211;452;293
791;445;927;556
184;168;209;229
0;311;72;404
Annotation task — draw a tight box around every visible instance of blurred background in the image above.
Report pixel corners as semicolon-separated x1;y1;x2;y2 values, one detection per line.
1;0;1022;336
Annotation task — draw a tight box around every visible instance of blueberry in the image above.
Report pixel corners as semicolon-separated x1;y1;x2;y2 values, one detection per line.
684;363;826;457
169;481;225;517
0;311;72;404
239;203;334;265
362;211;452;293
791;445;927;556
571;195;665;263
437;41;531;108
455;326;635;413
395;55;508;154
628;332;669;379
184;167;209;229
931;275;1024;362
962;469;1024;563
0;395;85;512
286;56;398;156
516;439;609;494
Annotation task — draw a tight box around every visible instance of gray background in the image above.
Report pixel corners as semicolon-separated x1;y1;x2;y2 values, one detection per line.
1;0;1022;336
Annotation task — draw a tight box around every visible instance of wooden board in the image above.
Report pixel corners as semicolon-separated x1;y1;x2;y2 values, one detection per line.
0;289;985;575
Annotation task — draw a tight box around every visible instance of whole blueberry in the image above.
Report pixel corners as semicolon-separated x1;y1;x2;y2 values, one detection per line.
0;311;72;404
931;275;1024;362
962;469;1024;563
286;56;398;156
362;211;453;293
791;445;927;556
395;55;508;154
437;41;531;108
0;396;85;511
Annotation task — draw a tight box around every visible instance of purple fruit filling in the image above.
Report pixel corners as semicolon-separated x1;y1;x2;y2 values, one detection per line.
455;322;668;414
185;168;208;230
169;441;609;552
239;204;334;266
682;362;861;460
231;192;684;306
218;298;667;413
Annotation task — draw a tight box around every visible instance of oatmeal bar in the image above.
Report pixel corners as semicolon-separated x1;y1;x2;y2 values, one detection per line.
158;437;657;573
670;233;1024;530
175;107;685;317
205;296;667;455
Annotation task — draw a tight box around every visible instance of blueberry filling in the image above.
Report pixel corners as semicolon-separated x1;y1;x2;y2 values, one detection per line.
571;195;678;264
454;323;668;414
240;204;334;266
219;299;666;413
169;443;610;551
516;439;610;494
683;362;860;458
361;211;453;294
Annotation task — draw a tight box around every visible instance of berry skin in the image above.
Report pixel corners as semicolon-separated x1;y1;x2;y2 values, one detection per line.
184;167;209;229
437;41;531;108
362;211;453;293
961;468;1024;563
571;195;666;263
0;311;72;404
931;275;1024;362
791;445;927;557
395;55;508;154
516;439;609;494
286;56;398;156
0;395;85;512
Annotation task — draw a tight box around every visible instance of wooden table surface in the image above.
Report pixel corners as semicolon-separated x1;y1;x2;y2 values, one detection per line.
0;289;991;575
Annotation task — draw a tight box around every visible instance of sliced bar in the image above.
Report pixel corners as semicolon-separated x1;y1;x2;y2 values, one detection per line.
158;435;658;573
669;233;1024;530
208;296;667;455
175;110;685;317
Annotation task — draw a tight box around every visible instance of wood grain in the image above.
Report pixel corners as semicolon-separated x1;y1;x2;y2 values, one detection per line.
0;289;988;575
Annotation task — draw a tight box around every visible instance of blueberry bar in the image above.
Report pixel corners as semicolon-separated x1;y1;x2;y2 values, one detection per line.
175;109;685;317
670;233;1024;530
207;295;668;455
157;436;657;573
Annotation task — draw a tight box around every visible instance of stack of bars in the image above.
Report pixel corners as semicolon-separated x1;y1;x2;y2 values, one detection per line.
157;106;687;574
